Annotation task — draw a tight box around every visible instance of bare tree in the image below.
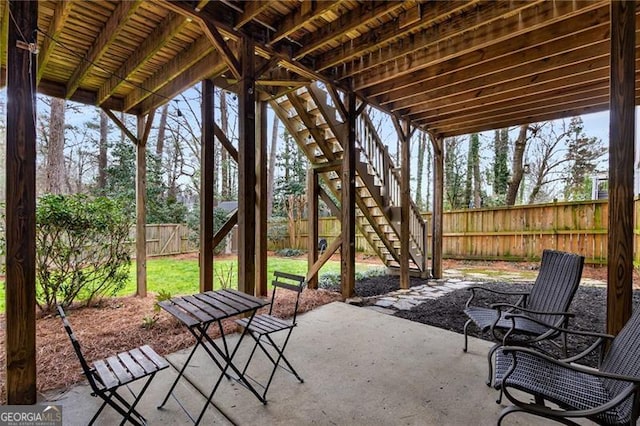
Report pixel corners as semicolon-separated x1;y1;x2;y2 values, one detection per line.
97;110;108;190
45;97;66;194
505;125;532;205
267;113;279;218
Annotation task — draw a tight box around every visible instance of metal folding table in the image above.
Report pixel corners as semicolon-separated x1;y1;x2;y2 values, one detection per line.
157;288;269;424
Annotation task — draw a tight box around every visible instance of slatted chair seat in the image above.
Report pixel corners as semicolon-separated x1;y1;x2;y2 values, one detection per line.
235;271;306;401
58;306;169;426
462;249;585;386
495;308;640;425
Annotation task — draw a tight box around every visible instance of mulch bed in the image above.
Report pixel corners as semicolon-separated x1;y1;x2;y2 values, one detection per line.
354;274;640;367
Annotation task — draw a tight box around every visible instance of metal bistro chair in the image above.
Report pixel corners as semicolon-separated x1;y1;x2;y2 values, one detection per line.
235;271;306;401
495;307;640;425
463;249;584;385
58;305;169;425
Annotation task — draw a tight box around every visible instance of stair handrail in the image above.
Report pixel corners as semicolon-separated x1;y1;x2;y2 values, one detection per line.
357;112;428;266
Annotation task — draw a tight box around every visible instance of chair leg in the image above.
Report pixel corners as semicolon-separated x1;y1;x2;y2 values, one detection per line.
266;333;303;383
497;405;522;426
118;374;156;426
94;390;144;426
463;319;472;352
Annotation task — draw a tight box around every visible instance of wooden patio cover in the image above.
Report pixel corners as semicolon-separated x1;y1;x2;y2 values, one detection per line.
1;0;637;405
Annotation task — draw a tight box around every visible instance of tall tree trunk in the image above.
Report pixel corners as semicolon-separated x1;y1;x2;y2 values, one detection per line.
416;131;426;209
97;110;108;190
425;140;432;211
220;90;229;200
45;98;66;194
505;125;528;205
267;113;279;218
156;103;168;157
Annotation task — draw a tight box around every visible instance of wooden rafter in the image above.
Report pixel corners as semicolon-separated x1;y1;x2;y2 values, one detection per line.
213;123;239;162
101;108;138;145
37;0;73;83
97;12;189;105
354;1;605;92
293;1;408;60
124;36;215;111
315;0;475;72
65;0;141;99
267;0;345;47
234;0;271;30
365;15;611;105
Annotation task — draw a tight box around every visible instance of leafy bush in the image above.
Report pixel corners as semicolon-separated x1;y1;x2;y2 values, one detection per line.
0;203;4;274
36;194;132;311
276;248;305;257
318;272;341;292
186;205;234;254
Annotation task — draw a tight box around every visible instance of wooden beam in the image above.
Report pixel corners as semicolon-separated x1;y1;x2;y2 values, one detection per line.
97;12;189;105
256;101;268;297
101;108;138;144
431;136;444;279
341;91;357;298
135;52;228;116
213;123;239;162
202;21;241;80
235;0;271;29
124;36;215;111
319;186;340;217
37;0;72;83
212;211;238;249
307;169;319;289
293;1;407;60
396;117;410;289
136;110;155;298
237;37;256;295
267;0;344;46
66;0;141;98
385;40;614;112
5;0;37;405
316;1;475;72
307;237;342;284
607;0;635;335
200;79;215;293
358;2;607;93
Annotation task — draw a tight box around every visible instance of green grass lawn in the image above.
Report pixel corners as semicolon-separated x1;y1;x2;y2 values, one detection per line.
0;255;383;312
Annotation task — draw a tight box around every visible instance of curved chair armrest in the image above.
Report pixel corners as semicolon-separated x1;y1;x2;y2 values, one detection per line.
495;304;575;318
465;286;529;308
503;313;613;339
502;345;640;384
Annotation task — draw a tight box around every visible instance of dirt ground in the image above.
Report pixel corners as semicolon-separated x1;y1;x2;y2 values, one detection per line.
0;257;633;403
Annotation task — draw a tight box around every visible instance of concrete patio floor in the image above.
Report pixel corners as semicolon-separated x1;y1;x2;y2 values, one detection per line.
47;302;555;425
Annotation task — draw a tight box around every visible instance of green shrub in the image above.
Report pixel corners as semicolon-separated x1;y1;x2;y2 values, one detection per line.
36;194;132;311
276;248;304;257
318;272;341;292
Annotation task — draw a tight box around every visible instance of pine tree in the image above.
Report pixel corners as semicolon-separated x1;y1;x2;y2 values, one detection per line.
563;117;607;201
493;128;509;201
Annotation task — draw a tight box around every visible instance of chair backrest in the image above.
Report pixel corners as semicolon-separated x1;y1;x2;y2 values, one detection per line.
601;308;640;421
57;305;100;393
526;249;584;326
269;271;306;322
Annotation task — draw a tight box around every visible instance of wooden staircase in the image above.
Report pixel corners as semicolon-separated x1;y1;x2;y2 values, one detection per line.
270;82;429;276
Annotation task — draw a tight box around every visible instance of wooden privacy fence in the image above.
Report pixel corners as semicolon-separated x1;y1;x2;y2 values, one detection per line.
288;199;623;266
137;224;198;257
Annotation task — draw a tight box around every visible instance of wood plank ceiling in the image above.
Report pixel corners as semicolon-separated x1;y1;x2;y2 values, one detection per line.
0;0;633;138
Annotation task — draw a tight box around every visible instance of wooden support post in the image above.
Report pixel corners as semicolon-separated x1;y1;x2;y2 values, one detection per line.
431;136;444;279
256;101;268;297
341;91;357;298
238;37;256;295
607;0;635;335
307;169;319;289
5;0;37;404
200;79;215;293
136;115;148;297
400;119;411;289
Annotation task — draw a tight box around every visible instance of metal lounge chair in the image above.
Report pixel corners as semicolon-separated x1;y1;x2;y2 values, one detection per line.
58;305;169;425
462;249;585;385
495;307;640;425
235;271;306;401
